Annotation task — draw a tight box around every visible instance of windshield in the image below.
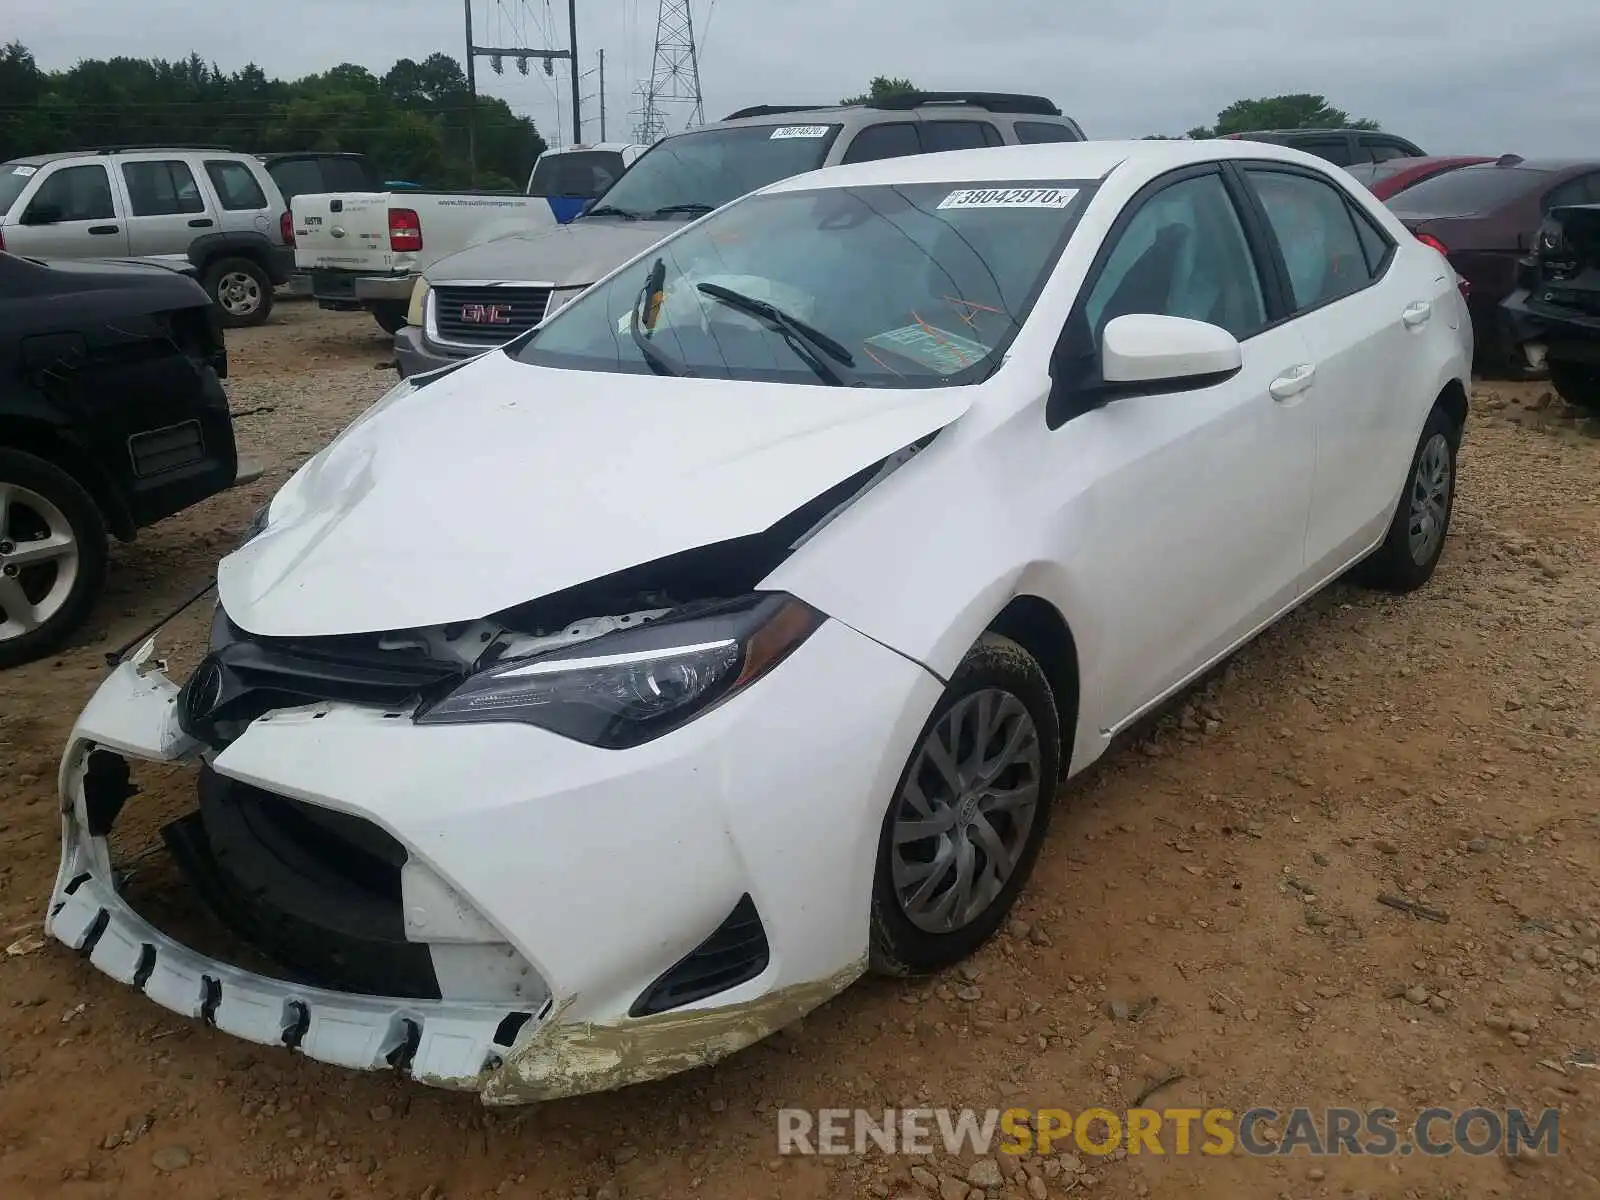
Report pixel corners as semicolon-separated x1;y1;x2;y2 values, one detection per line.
584;123;843;219
529;150;627;199
0;162;40;217
514;179;1094;388
1387;165;1549;217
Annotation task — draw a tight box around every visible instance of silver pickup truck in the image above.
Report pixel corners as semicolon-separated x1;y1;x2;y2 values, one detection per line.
393;91;1087;378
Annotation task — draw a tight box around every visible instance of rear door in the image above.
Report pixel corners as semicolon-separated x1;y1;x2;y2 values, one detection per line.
119;157;219;256
4;162;129;257
1235;162;1428;576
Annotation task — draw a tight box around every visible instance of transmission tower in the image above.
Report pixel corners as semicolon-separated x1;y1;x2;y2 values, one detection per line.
633;0;704;143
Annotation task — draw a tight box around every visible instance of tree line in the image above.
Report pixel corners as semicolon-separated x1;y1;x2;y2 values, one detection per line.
0;41;546;191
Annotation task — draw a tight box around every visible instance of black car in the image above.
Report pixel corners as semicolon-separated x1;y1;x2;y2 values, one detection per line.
1;251;244;667
1224;128;1426;167
1503;203;1600;413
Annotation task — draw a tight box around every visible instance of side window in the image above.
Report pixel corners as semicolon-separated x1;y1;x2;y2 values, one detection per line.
323;157;379;192
841;123;922;165
1293;136;1355;167
266;158;325;203
122;160;206;216
1014;120;1078;145
1246;169;1373;310
1348;201;1394;275
1362;138;1409;163
23;164;115;222
1082;172;1268;342
920;121;999;153
204;160;268;210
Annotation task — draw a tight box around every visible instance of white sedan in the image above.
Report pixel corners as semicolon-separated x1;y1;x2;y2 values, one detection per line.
47;139;1471;1103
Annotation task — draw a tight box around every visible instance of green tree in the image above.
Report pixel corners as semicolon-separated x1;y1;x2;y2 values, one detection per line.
1187;93;1379;139
840;76;917;106
0;43;545;191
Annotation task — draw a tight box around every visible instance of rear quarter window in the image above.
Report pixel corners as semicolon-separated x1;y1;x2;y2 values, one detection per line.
205;160;269;210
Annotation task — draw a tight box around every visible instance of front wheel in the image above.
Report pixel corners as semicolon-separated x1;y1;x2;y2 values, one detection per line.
1355;405;1460;594
1549;359;1600;414
0;449;109;669
205;257;274;328
869;633;1060;976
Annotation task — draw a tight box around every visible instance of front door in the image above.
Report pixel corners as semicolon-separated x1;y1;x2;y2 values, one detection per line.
5;162;129;258
1041;166;1318;730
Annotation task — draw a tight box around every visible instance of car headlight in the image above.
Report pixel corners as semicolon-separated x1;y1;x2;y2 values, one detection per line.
406;277;431;327
415;592;824;748
541;286;588;322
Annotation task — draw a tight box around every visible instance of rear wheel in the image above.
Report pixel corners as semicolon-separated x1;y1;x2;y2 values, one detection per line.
371;302;408;335
205;257;274;328
869;633;1060;976
1549;359;1600;414
1355;404;1459;594
0;449;108;669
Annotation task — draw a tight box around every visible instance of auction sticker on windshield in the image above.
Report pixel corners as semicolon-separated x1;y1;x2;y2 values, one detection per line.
867;324;991;375
770;126;832;140
9;165;36;177
937;186;1078;211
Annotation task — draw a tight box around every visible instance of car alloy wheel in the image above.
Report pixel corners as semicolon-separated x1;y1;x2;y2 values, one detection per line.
0;482;81;642
1407;431;1452;567
889;687;1043;934
216;269;263;318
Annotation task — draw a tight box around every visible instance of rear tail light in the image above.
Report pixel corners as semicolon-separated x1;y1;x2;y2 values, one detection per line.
1415;231;1449;256
389;208;423;253
279;210;294;247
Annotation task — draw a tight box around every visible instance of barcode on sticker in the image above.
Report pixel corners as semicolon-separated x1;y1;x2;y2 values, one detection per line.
770;125;830;140
937;187;1077;211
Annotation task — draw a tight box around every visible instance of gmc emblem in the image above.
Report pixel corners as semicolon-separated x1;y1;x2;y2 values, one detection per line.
461;302;512;325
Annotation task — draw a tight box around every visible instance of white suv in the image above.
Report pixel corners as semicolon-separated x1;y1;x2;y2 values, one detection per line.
0;146;293;326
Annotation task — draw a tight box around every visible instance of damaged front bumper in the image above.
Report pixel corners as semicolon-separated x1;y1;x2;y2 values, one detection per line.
46;619;938;1101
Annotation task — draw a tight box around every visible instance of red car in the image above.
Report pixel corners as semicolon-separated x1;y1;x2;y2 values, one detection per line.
1385;155;1600;375
1345;155;1496;200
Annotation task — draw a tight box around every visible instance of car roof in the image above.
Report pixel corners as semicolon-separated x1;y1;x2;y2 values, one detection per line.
1232;128;1402;138
760;138;1332;195
539;142;642;155
697;94;1075;136
6;147;248;167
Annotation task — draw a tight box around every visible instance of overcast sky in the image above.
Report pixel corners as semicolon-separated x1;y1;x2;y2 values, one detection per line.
12;0;1600;157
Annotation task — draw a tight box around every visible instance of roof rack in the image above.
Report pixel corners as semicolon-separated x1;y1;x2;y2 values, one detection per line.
84;144;235;154
865;91;1062;117
722;104;832;121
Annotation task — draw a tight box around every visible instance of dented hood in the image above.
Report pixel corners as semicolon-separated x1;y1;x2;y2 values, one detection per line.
218;349;972;637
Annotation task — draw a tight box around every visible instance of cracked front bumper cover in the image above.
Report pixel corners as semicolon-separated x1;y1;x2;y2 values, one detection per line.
45;641;871;1103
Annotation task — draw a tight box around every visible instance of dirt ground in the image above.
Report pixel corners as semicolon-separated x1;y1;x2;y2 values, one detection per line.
1;302;1596;1200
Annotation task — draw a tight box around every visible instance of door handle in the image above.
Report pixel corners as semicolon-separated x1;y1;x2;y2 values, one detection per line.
1402;300;1432;328
1269;363;1316;402
188;218;214;228
87;224;119;235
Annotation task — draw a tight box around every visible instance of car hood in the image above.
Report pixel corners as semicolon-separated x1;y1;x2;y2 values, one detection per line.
428;216;685;288
217;350;973;637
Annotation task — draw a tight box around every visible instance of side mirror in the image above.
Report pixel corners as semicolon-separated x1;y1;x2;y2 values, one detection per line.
1101;313;1242;389
22;203;63;226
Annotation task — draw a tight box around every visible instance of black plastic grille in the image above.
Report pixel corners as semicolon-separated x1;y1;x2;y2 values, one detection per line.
629;894;771;1017
432;285;551;346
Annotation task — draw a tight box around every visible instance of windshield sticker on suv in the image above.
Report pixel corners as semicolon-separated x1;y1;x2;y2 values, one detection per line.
937;186;1078;211
867;323;991;375
769;126;831;140
10;165;37;177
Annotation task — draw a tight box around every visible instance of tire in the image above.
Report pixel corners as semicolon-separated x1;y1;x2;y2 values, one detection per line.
1549;359;1600;414
868;632;1061;976
204;257;274;328
1354;404;1460;594
0;448;109;669
371;302;409;335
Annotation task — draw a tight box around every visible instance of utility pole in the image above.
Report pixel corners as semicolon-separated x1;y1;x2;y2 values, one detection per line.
637;0;705;142
598;50;607;141
462;0;575;184
568;0;581;145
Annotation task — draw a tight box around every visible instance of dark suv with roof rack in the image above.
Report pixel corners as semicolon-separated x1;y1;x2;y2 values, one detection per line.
394;91;1086;378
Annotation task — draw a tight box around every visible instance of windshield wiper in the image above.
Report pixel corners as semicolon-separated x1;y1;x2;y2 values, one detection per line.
585;204;640;220
695;281;859;386
629;258;691;378
649;203;716;218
